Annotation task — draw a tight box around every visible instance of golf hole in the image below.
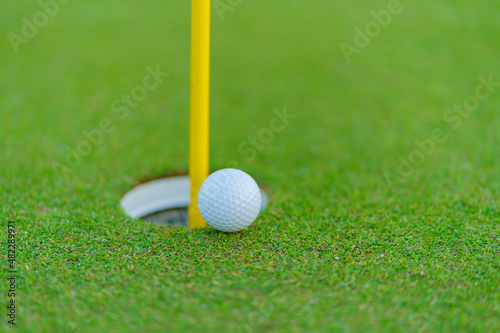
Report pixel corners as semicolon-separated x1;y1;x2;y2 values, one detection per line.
121;175;268;227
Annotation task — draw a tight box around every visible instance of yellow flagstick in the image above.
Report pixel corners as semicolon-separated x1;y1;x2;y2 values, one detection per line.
188;0;210;228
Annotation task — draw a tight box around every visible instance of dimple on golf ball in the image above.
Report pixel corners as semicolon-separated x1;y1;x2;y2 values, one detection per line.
198;169;261;232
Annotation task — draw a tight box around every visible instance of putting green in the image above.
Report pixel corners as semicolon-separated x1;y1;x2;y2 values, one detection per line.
1;0;499;332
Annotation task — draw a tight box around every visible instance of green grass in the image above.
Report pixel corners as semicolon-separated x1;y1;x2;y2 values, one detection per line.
1;0;500;332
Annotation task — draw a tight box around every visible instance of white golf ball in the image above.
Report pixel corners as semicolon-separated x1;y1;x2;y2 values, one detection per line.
198;169;261;232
